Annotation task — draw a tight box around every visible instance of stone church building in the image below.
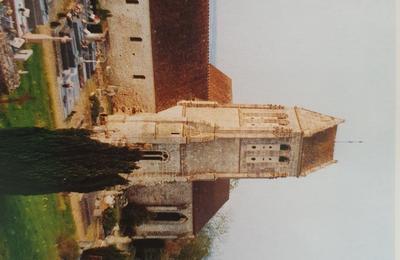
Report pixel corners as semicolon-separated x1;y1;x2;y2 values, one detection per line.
93;101;343;239
94;0;344;240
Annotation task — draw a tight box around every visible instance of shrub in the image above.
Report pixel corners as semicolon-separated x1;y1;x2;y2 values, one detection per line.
57;234;79;260
102;207;118;236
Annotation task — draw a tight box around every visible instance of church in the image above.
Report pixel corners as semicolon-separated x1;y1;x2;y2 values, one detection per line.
94;0;344;240
92;101;343;239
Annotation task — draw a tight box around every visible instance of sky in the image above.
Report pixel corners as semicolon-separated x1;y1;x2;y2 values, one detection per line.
210;0;395;259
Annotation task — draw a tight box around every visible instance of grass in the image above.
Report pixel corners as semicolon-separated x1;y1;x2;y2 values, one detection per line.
0;44;76;259
0;195;75;260
0;45;54;128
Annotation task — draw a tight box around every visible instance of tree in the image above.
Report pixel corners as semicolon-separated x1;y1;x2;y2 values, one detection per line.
175;212;229;260
0;127;141;195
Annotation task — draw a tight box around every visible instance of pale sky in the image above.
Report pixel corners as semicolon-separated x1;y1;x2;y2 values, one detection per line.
210;0;395;259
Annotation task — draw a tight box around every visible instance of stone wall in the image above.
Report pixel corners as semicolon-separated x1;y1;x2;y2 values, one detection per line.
100;0;156;112
127;182;193;238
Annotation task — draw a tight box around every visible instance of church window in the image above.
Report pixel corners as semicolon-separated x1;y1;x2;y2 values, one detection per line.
141;151;169;161
152;212;187;222
133;75;146;79
126;0;139;3
279;156;289;162
280;144;290;150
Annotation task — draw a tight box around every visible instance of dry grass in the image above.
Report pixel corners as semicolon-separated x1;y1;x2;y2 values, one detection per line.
48;0;76;21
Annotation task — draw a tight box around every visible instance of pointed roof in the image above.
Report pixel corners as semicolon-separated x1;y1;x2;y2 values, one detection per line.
299;125;339;176
295;107;344;137
294;107;343;176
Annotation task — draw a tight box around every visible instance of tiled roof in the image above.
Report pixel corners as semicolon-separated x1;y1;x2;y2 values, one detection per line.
192;179;230;234
208;64;232;104
149;0;210;111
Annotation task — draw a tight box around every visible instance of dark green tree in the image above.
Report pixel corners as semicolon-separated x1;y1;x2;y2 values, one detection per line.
0;127;141;195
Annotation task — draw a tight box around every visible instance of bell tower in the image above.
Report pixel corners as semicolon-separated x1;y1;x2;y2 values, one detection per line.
92;101;343;184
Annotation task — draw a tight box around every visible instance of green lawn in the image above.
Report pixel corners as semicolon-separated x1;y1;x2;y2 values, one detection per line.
0;44;75;260
0;45;54;128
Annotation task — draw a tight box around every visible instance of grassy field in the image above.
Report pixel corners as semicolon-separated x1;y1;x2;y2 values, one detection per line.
0;44;76;259
0;45;54;128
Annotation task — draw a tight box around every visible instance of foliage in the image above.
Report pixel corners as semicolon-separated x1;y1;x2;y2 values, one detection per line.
0;127;141;195
0;44;75;259
0;45;54;129
0;195;76;259
102;207;118;236
119;203;155;237
175;231;211;260
81;246;127;260
97;8;113;20
57;233;80;260
174;212;229;260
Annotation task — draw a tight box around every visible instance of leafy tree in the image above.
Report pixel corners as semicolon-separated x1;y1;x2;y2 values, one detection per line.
175;212;229;260
0;127;140;195
175;231;211;260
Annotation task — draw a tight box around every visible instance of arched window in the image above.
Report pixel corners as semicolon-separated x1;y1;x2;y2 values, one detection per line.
279;156;289;162
141;151;169;161
280;144;290;151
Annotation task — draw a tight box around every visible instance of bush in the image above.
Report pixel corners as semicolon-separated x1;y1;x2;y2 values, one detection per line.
102;207;118;236
81;246;127;260
57;234;80;260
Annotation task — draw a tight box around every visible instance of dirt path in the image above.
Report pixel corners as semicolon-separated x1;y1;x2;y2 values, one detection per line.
37;25;66;128
35;26;99;242
69;193;87;240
